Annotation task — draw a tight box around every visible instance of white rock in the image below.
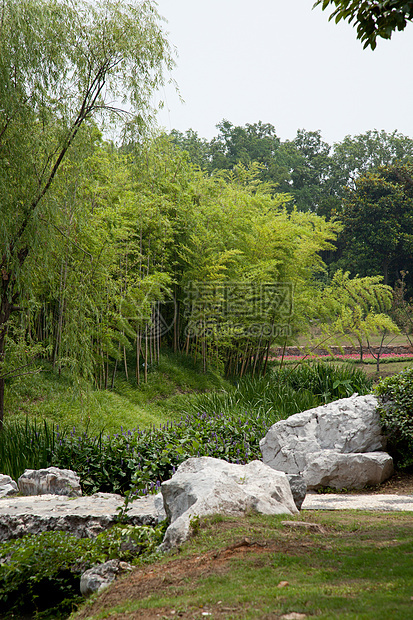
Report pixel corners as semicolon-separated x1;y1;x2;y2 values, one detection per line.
0;474;18;498
161;457;298;550
18;467;82;497
80;559;132;597
304;451;394;489
260;394;393;490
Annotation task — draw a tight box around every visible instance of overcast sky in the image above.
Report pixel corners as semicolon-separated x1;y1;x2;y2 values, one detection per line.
154;0;413;146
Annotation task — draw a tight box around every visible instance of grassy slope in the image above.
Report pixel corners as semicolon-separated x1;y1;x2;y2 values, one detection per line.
3;352;233;434
71;511;413;620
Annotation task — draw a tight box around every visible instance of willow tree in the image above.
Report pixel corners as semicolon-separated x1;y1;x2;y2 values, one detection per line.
0;0;174;426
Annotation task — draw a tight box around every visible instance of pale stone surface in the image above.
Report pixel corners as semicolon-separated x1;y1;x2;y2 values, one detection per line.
0;492;166;541
18;467;82;497
80;559;132;597
302;494;413;511
304;450;394;489
0;475;18;498
260;394;393;489
161;457;298;550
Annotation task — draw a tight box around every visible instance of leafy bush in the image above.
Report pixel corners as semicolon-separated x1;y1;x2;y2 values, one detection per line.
0;523;165;619
375;367;413;468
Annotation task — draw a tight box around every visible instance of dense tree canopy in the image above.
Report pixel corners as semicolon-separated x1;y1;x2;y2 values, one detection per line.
334;164;413;287
314;0;413;49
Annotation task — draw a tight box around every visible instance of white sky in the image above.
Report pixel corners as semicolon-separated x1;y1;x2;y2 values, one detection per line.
154;0;413;146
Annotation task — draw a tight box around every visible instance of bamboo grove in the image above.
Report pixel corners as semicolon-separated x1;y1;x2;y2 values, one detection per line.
2;133;340;393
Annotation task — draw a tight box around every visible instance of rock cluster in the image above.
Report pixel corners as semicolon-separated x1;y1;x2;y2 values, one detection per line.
0;394;396;598
160;457;298;550
260;394;393;489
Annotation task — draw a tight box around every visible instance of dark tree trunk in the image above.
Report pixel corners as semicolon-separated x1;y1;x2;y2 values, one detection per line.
0;290;13;429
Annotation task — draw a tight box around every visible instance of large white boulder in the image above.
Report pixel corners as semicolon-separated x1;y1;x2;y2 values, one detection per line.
260;394;393;490
160;457;298;550
18;467;82;497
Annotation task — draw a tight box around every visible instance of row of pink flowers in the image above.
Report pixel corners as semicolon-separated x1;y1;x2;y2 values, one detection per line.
273;352;413;362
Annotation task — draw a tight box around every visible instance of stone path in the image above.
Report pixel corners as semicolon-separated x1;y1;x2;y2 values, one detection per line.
302;493;413;511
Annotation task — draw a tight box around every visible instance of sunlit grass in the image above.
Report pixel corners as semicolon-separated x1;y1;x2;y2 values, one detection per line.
70;512;413;620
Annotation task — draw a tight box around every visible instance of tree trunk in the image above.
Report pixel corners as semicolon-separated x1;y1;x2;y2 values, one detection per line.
0;283;15;428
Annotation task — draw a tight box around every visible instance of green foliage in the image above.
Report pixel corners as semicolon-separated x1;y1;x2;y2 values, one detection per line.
375;367;413;468
317;270;400;365
275;361;373;401
0;523;165;618
0;362;371;496
314;0;413;49
0;417;57;481
334;164;413;290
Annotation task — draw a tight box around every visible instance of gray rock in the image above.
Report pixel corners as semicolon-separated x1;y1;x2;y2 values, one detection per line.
260;394;393;490
304;450;394;490
0;492;166;541
161;457;298;550
80;559;132;597
18;467;82;497
0;475;18;498
286;474;307;510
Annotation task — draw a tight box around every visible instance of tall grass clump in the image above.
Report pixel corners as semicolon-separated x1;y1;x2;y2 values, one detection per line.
0;417;60;481
275;361;373;401
183;362;373;423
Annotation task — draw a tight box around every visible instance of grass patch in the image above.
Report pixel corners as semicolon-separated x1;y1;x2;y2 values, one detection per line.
4;351;231;434
70;511;413;620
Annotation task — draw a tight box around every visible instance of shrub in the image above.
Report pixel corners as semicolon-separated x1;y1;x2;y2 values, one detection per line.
0;523;165;619
375;367;413;468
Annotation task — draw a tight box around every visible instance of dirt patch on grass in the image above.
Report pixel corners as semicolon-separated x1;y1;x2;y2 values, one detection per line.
73;512;410;620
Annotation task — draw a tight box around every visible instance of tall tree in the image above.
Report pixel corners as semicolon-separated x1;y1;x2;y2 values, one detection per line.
334;164;413;288
331;130;413;190
207;120;288;186
0;0;173;426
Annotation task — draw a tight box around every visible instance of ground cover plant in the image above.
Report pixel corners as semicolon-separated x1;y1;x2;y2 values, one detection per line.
70;511;413;620
0;523;166;619
0;363;372;494
376;367;413;469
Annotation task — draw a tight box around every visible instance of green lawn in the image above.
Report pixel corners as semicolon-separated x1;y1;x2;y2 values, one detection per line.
71;511;413;620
